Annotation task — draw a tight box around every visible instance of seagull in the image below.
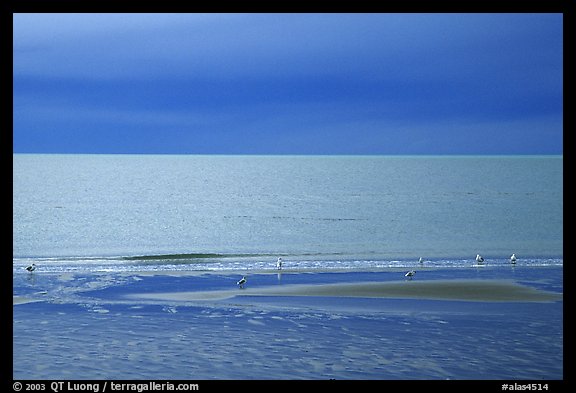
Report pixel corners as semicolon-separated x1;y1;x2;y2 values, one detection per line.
510;254;517;264
237;276;247;289
25;263;36;272
276;257;283;270
476;254;484;264
405;270;416;279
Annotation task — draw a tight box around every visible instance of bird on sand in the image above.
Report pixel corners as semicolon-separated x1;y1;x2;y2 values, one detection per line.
476;254;484;264
405;270;416;279
25;263;36;272
276;257;283;270
237;276;247;289
510;254;517;264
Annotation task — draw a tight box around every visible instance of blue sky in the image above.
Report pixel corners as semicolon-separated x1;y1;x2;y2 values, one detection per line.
13;13;563;154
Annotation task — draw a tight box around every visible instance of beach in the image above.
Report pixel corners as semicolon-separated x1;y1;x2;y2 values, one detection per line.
13;265;563;380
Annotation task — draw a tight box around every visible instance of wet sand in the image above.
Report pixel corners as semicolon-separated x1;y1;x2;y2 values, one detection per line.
13;268;563;380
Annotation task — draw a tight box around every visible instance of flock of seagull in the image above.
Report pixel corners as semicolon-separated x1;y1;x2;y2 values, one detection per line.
238;254;520;287
475;253;516;264
237;257;282;288
404;253;517;280
23;254;520;289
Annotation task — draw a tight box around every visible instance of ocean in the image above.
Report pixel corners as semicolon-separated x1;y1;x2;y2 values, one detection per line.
13;154;563;380
12;154;563;272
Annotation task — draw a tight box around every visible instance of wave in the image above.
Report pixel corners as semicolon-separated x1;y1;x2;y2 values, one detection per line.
13;252;563;275
121;253;269;261
120;251;352;261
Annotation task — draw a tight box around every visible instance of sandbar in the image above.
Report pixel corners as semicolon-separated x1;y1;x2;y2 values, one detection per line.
128;279;562;303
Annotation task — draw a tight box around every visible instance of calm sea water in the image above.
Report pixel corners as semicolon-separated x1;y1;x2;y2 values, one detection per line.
13;154;563;272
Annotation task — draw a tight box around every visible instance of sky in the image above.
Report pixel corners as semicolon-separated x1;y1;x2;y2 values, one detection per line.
12;13;563;155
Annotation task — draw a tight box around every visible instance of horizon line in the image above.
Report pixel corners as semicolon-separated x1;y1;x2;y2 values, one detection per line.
12;152;563;158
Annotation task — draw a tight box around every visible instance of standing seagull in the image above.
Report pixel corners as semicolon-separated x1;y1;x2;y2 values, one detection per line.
476;254;484;264
405;270;416;279
276;257;283;270
237;276;247;289
25;263;36;273
510;254;517;264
